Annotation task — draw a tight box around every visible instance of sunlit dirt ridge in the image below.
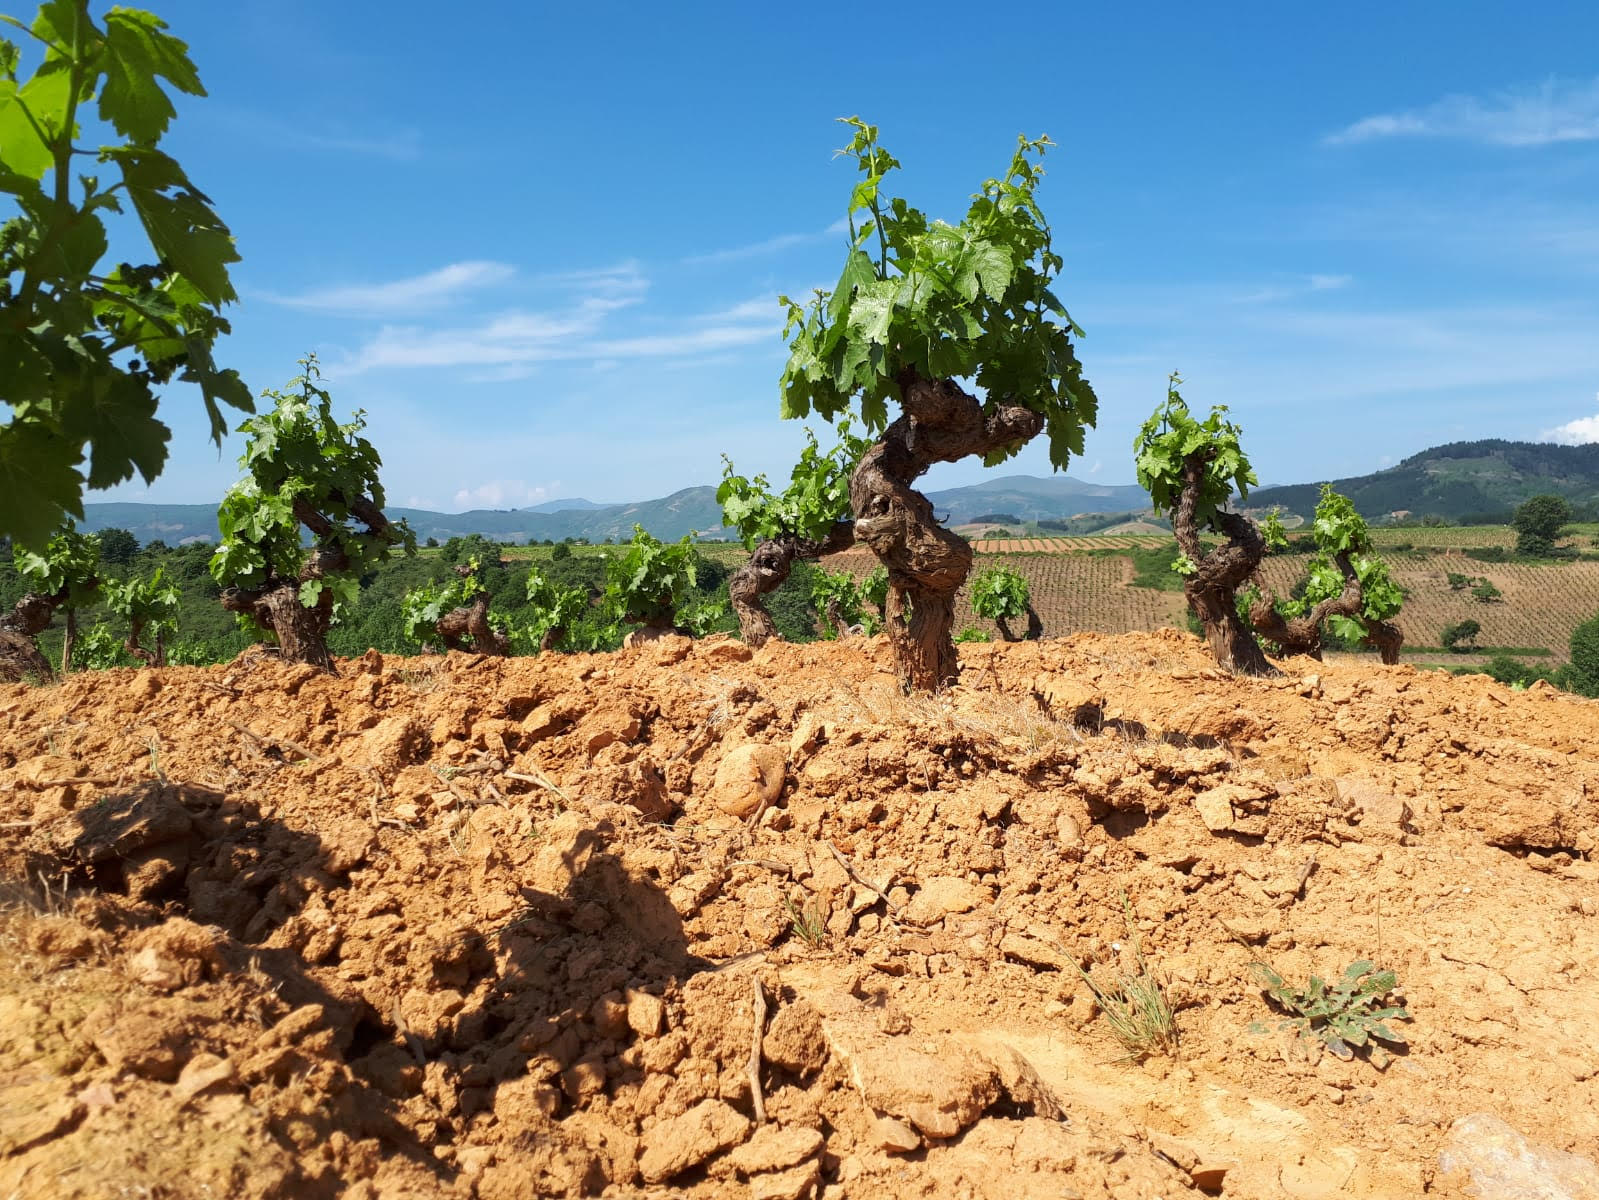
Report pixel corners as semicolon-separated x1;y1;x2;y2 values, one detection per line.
1;630;1595;1198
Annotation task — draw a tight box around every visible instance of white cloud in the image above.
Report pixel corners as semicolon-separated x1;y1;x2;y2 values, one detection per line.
452;480;555;510
1541;394;1599;444
682;219;849;265
339;260;778;374
1234;273;1354;304
1308;273;1352;291
1326;77;1599;147
262;261;516;315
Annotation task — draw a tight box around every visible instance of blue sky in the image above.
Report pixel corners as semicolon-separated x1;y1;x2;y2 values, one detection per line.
88;0;1599;510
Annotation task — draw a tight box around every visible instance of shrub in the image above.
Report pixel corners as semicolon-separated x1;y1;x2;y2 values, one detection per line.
1470;578;1502;604
1440;619;1481;652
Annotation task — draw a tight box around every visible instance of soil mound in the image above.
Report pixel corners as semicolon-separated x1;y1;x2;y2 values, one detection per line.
1;631;1596;1198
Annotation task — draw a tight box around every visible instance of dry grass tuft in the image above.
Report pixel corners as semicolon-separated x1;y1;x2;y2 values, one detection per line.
1073;894;1179;1061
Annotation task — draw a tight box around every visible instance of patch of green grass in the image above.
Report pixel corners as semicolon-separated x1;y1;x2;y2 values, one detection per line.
1072;895;1178;1060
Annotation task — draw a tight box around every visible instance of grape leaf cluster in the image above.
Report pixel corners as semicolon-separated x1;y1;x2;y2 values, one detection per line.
968;565;1030;624
717;421;867;549
1;1;250;546
777;118;1096;469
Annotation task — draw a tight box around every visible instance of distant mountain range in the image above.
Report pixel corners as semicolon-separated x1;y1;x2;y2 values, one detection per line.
1249;440;1599;521
75;439;1599;545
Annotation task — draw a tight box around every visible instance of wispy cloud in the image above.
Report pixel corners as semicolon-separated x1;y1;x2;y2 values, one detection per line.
337;261;776;374
210;108;424;162
1541;394;1599;445
1233;273;1353;304
1326;77;1599;147
452;480;559;510
260;261;517;315
682;217;850;265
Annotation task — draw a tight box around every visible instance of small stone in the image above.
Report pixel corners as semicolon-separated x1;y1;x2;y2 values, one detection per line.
725;1125;824;1175
626;989;665;1038
710;744;786;818
749;1159;822;1200
902;876;991;925
870;1116;922;1153
1193;789;1235;833
174;1053;235;1102
638;1099;751;1183
1438;1112;1599;1199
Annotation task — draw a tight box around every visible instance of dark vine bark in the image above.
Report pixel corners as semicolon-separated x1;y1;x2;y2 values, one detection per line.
728;521;853;648
1247;550;1363;661
221;493;400;672
1361;619;1403;665
124;614;157;667
433;565;509;656
0;591;61;683
1173;456;1275;676
851;369;1043;691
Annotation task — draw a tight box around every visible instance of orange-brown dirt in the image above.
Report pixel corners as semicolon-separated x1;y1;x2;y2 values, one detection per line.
1;631;1595;1199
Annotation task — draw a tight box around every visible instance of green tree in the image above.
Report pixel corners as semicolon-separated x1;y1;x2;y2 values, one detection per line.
210;357;413;670
1248;486;1405;664
1440;618;1481;653
103;564;178;664
1135;374;1271;674
968;564;1038;642
718;422;866;646
96;526;139;567
779;118;1096;690
0;524;100;677
1512;494;1571;557
1471;578;1502;604
0;1;251;546
1564;612;1599;698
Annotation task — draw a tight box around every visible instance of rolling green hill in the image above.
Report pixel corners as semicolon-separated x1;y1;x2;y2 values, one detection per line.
1250;440;1599;522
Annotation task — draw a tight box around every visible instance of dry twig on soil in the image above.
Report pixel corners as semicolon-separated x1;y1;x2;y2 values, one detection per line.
748;977;768;1124
228;720;321;764
827;840;902;920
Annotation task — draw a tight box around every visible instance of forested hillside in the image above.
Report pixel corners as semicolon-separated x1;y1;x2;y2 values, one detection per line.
1251;439;1599;522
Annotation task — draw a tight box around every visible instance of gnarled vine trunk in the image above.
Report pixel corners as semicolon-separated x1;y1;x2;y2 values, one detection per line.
435;591;509;656
0;591;60;683
1247;550;1363;661
1173;457;1274;676
223;582;337;671
728;521;853;648
124;615;157;667
1361;619;1403;664
852;369;1043;691
222;494;400;672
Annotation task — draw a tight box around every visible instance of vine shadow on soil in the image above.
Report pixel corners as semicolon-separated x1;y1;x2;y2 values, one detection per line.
12;775;700;1196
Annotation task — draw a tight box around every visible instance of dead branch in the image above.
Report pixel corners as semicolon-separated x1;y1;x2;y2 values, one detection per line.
748;977;768;1125
827;840;902;920
228;720;321;764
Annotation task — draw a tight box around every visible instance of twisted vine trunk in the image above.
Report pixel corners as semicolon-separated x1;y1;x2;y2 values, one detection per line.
1247;550;1363;661
0;591;61;683
1361;619;1403;664
434;565;508;656
124;615;157;667
221;493;400;672
1173;456;1274;676
728;521;854;648
852;369;1043;691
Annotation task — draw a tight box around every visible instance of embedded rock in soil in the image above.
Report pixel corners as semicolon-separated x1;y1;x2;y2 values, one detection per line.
0;1080;83;1155
709;743;786;818
637;1098;752;1183
724;1124;825;1175
125;918;227;991
763;999;829;1076
1437;1112;1599;1199
902;875;991;925
825;1018;1001;1139
360;713;429;774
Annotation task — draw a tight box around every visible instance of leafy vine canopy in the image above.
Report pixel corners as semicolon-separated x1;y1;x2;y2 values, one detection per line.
778;118;1097;470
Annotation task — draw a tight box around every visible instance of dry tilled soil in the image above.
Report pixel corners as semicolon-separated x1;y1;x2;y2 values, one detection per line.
0;630;1595;1199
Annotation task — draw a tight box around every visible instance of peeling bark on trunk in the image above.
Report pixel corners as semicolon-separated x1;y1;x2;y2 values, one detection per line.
1247;551;1363;661
222;489;402;672
435;592;509;656
852;369;1043;692
1173;457;1274;676
223;583;337;671
0;592;62;683
728;521;854;648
